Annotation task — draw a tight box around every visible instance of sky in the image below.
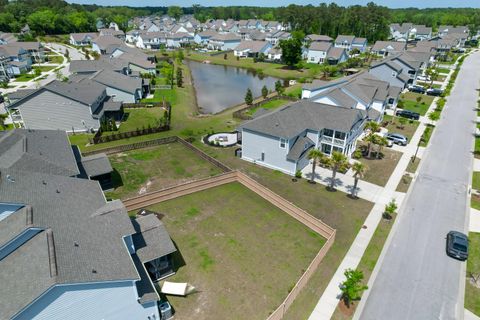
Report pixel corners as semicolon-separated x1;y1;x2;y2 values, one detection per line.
67;0;480;9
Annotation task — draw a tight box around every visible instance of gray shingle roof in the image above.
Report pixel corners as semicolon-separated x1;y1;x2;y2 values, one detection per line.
89;69;142;94
327;47;346;60
70;32;98;42
0;129;79;176
0;170;140;319
306;34;332;42
286;136;315;161
309;41;332;52
132;214;177;263
335;35;355;44
371;41;406;52
80;153;113;178
234;40;269;52
69;58;128;74
240;100;366;139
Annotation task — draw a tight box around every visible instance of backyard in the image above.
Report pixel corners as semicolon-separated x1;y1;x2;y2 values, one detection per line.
112;107;168;133
106;142;223;199
244;98;292;117
398;92;435;116
149;182;325;320
465;232;480;317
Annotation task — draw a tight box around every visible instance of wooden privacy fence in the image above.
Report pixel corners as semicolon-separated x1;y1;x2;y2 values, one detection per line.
123;170;336;320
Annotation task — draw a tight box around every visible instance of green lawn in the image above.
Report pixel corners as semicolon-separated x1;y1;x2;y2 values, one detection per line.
419;125;434;147
37;65;56;72
106;142;223;200
475;138;480;159
46;55;64;64
149;182;325;320
245;98;291;117
398;92;435;116
332;212;397;319
13;73;37;82
111;108;167;133
465;232;480;316
472;172;480;190
436;67;451;74
396;174;413;193
382;115;419;141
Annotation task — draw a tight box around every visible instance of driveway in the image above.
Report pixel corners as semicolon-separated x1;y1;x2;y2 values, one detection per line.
357;52;480;320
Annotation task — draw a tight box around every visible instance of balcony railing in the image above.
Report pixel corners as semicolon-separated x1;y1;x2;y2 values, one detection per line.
321;135;345;146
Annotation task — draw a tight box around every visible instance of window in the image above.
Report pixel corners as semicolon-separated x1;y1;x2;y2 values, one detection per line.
323;129;334;137
310;57;315;61
279;138;286;149
321;143;332;155
334;131;346;140
388;98;395;104
261;152;265;161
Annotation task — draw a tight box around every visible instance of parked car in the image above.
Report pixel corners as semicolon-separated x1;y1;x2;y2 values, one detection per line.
0;95;4;104
426;88;444;96
386;133;408;146
396;109;420;120
446;231;469;261
408;85;426;94
417;75;431;82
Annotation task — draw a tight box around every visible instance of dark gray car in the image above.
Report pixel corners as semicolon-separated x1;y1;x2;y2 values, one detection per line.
446;231;468;260
386;133;408;146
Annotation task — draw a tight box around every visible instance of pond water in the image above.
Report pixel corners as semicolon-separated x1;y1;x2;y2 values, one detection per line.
187;60;280;114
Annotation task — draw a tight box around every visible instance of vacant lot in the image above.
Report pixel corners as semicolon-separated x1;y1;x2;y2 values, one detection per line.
465;232;480;316
150;182;325;320
106;143;223;199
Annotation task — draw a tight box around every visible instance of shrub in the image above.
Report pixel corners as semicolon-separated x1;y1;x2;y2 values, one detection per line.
295;170;302;179
352;149;363;159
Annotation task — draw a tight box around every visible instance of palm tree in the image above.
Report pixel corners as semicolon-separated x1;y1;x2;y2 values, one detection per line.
308;149;324;183
329;151;348;190
375;136;388;159
351;162;367;198
364;121;380;158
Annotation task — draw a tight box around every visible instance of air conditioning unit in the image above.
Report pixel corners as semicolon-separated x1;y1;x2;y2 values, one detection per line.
159;301;173;320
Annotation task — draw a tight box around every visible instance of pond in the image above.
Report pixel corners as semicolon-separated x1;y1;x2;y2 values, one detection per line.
187;60;280;114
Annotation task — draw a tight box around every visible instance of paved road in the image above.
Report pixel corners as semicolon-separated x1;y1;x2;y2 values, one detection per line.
358;51;480;320
45;42;86;61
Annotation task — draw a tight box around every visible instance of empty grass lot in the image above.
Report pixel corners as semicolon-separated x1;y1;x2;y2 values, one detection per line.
193;144;374;319
106;143;223;199
399;92;435;116
245;98;291;117
465;232;480;316
382;115;419;141
332;212;397;319
150;182;326;320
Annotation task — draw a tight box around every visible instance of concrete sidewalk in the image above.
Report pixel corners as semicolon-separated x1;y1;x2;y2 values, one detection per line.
308;118;427;320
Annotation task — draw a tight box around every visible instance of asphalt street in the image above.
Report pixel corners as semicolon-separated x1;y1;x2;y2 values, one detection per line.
358;51;480;320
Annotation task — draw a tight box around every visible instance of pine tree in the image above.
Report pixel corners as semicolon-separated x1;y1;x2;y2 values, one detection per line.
245;88;253;105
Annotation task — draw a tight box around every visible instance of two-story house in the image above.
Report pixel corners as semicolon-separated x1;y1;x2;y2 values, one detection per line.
369;52;423;88
70;32;98;46
389;23;413;42
371;41;406;57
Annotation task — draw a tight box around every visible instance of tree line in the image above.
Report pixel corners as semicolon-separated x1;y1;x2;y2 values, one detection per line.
0;0;479;42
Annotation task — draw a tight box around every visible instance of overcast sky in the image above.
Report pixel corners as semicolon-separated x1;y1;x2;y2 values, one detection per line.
67;0;480;9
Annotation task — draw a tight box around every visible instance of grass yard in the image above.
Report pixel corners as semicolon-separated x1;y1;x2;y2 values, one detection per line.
419;124;434;147
245;98;291;117
332;212;397;319
398;92;435;116
112;108;167;133
473;172;480;190
465;232;480;316
396;174;413;192
382;115;419;141
436;67;451;74
357;143;403;187
37;65;56;72
13;73;37;82
149;182;326;320
46;55;64;64
105;143;223;199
